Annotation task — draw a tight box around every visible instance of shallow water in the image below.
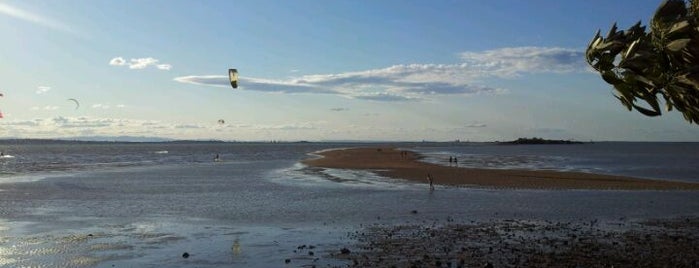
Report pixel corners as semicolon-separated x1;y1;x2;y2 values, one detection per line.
413;142;699;182
0;141;697;267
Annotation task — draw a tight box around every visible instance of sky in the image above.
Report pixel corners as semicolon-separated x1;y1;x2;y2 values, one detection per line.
1;0;698;142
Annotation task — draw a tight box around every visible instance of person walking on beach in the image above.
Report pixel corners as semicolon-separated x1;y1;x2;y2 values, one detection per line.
426;173;435;191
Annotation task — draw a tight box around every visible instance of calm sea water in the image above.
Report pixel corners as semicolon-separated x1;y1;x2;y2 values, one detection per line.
1;141;697;182
0;141;697;267
412;142;699;183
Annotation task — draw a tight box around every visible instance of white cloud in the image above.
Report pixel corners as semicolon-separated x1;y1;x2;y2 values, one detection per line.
109;57;126;66
174;46;585;102
30;105;59;110
0;116;199;138
174;124;205;129
92;104;110;109
36;86;51;94
109;57;172;71
353;93;420;102
156;64;172;70
129;57;158;69
459;47;586;78
250;123;318;130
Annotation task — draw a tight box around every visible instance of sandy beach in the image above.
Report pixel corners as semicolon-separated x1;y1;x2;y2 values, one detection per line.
305;147;699;267
303;147;699;190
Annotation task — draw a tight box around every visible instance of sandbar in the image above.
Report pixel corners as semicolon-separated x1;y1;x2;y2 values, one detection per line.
303;147;699;190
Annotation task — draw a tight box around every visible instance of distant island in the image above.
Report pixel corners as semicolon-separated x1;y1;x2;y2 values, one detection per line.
500;137;584;145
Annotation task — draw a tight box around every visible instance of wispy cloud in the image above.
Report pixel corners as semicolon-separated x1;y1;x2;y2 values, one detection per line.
30;105;59;110
352;93;420;102
91;104;110;109
459;47;586;78
109;57;172;71
251;123;317;130
174;124;205;129
156;64;172;70
0;2;74;33
465;123;487;128
330;108;349;112
35;86;51;94
0;116;338;140
174;47;585;102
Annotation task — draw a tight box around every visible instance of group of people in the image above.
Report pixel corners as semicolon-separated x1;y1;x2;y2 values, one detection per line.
449;156;458;165
425;155;461;191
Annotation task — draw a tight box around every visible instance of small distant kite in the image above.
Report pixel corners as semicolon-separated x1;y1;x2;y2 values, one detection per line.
67;98;79;109
228;69;238;89
217;119;225;125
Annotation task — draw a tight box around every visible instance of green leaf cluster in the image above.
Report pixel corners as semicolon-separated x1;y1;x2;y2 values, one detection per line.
586;0;699;123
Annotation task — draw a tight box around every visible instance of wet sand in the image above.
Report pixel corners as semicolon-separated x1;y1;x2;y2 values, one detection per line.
306;148;699;267
303;147;699;190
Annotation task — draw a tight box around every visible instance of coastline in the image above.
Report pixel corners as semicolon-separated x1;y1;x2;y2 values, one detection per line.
302;147;699;190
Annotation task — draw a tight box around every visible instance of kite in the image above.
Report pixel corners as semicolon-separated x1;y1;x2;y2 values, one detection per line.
67;98;79;109
228;69;238;89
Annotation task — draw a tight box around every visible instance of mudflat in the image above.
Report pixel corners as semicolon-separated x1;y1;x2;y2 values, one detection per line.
303;147;699;190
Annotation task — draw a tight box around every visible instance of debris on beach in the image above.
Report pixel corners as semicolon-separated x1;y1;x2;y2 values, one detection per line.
330;217;699;267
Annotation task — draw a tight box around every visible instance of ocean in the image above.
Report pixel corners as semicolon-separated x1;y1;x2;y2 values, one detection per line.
0;141;697;267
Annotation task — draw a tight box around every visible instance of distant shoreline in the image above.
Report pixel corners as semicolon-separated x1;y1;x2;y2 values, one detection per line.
2;138;698;144
303;147;699;190
498;137;584;145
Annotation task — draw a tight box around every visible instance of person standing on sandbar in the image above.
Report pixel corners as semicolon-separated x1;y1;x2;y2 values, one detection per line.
426;173;435;191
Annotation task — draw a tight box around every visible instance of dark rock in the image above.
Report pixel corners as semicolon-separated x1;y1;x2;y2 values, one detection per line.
182;252;189;258
411;210;418;214
484;262;493;268
340;248;351;254
285;258;291;264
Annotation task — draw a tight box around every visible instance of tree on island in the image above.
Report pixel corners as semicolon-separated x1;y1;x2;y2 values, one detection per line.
586;0;699;123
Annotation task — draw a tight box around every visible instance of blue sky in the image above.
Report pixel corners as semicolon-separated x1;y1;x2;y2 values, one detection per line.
1;0;697;141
